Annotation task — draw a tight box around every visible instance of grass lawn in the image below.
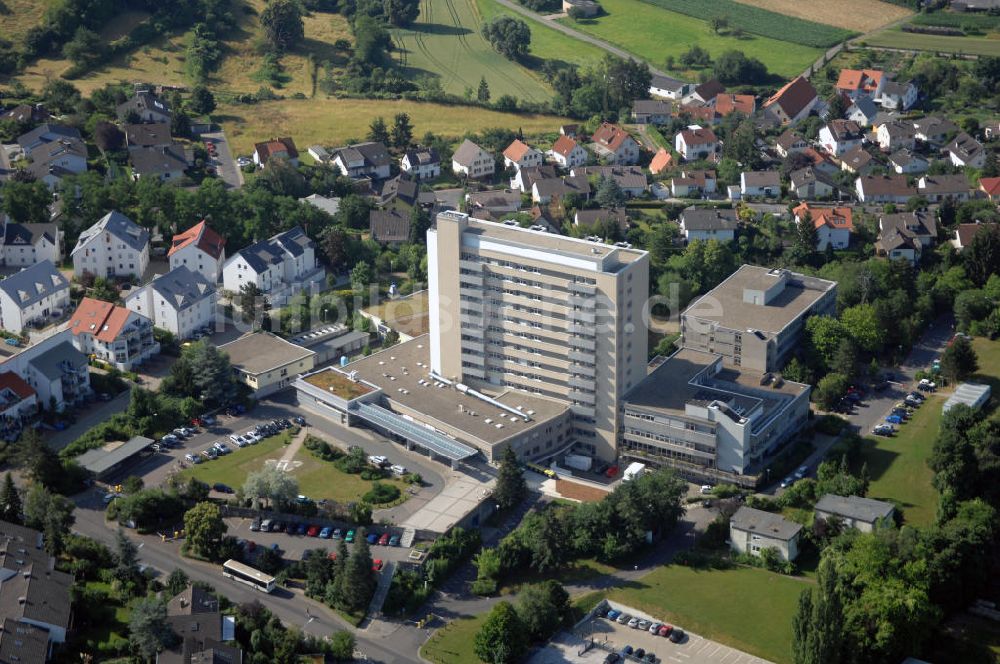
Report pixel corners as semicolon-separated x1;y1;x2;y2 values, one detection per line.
0;0;59;42
499;557;618;594
862;28;1000;57
925;613;1000;664
972;337;1000;400
179;431;296;489
858;395;941;527
291;445;409;505
421;613;488;664
557;0;821;80
609;565;807;664
392;0;554;101
219;98;569;156
476;0;608;69
74;581;131;654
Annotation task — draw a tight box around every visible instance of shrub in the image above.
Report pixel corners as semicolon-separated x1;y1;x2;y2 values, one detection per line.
362;482;401;505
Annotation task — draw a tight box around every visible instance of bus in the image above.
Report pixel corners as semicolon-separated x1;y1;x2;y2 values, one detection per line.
222;559;276;593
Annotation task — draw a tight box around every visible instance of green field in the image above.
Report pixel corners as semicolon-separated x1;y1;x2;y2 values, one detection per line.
476;0;607;68
558;0;822;80
863;27;1000;57
392;0;553;101
421;613;488;664
859;395;941;527
608;565;806;664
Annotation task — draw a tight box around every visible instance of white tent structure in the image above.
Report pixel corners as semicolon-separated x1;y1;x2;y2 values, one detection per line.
942;382;991;414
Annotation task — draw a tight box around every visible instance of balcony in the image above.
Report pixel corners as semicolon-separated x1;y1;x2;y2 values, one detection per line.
572;363;595;378
568;350;593;363
569;336;595;351
568;389;596;406
460;273;483;287
462;339;485;354
569;310;596;325
567;323;594;337
568;375;593;390
568;295;596;310
569;282;596;295
570;403;596;418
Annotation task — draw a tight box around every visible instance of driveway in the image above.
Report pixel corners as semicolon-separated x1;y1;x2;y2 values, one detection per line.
202;131;243;189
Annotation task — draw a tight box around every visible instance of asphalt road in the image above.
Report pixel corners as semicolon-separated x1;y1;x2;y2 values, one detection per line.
202;131;243;189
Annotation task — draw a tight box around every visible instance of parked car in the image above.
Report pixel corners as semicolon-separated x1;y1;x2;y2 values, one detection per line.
319;527;332;539
201;449;216;460
604;654;620;664
657;624;673;637
391;464;407;476
793;465;809;480
668;629;685;643
388;534;400;547
873;424;894;437
378;533;391;546
372;559;384;572
616;613;630;624
212;483;234;494
636;619;650;630
621;646;633;655
885;414;903;425
368;455;388;467
294;416;306;425
333;528;342;540
644;653;656;663
904;396;922;407
627;617;640;628
285;523;297;535
699;485;712;495
250;518;261;532
606;609;620;621
648;622;662;634
260;519;273;532
780;476;794;489
296;523;308;536
908;391;926;402
634;648;645;659
345;530;355;543
366;532;378;545
307;525;320;537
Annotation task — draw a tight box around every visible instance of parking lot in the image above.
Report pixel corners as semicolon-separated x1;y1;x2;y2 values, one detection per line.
530;603;773;664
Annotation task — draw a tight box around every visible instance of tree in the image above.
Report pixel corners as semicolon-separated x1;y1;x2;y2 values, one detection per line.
794;212;818;261
493;446;526;511
243;467;299;511
516;580;570;641
815;373;849;411
481;17;531;61
42;79;81;114
0;474;20;525
409;205;432;244
113;528;143;594
712;50;768;85
964;223;1000;286
679;44;711;68
237;282;268;324
367;116;389;145
384;0;421;26
477;76;491;103
475;601;528;664
351;261;372;293
23;483;74;555
983;150;999;178
941;335;978;383
0;180;53;224
335;194;372;229
188;85;217;115
391;113;413;149
184;502;227;560
165;569;189;596
791;556;844;664
162;341;238;406
129;596;172;663
806;315;847;370
353;15;392;65
330;631;356;659
341;533;376;612
827;92;848;120
595;175;626;209
94;121;125;153
709;15;729;34
260;0;304;52
62;27;105;69
840;304;882;354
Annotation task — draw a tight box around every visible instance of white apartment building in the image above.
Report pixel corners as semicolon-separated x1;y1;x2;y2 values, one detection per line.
0;261;70;334
125;266;217;339
452;140;495;179
71;211;150;280
167;220;226;283
67;298;159;371
1;221;62;267
428;211;649;461
222;226;322;300
0;329;90;411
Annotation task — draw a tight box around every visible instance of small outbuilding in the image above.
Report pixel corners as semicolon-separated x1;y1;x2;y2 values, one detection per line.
943;382;991;414
76;436;156;480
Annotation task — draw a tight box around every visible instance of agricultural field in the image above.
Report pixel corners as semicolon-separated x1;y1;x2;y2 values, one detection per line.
219;97;569;156
559;0;821;79
475;0;607;69
730;0;911;34
862;27;1000;57
392;0;552;101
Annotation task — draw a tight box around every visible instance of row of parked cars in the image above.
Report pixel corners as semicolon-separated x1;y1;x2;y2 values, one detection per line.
874;387;927;436
250;517;402;546
600;607;686;663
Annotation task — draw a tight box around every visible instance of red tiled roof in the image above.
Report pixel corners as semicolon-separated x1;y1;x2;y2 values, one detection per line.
253;137;298;163
168;220;225;259
836;69;883;93
680;127;717;146
795;203;854;232
552;135;578;157
0;372;35;400
980;177;1000;197
649;149;673;174
764;76;818;120
714;94;756;117
503;139;533;162
591;123;633;151
956;222;998;247
68;297;132;343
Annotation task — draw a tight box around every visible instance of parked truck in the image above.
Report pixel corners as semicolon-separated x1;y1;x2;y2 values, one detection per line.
563;454;593;472
623;462;646;482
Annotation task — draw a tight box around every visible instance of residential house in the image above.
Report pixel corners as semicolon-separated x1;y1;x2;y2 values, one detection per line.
876;120;917;152
952;222;998;251
683;79;725;106
369;209;410;246
0;329;91;410
671;169;716;197
714;93;756;118
675;126;718;161
889;149;929;174
980;176;1000;201
819;119;865;157
0;220;62;268
730;506;802;562
631;100;672;124
168;220;226;283
531;175;590;204
129;145;189;182
222;226;321;299
879;79;918;111
502;139;544;171
775;130;808;158
401;146;441;179
591;123;640;165
252;137;299;168
71;210;150;279
124;123;172;150
376;175;421;207
0;372;38;433
877;210;937;263
649;74;691;100
682;103;721;126
452;139;495;179
511;164;557;193
330;142;391;179
679;207;738;243
763;76;819;126
800;147;839;176
836;68;886;101
68;297;159;371
790;167;836;199
840;146;876;175
466;189;522;215
158;585;243;664
23;138;88;189
947;132;987;168
220;332;316;397
913;116;959;145
307;145;330;163
0;261;69;334
574;208;629;232
918;174;970;202
856;174;917;203
549;135;588;169
794;203;853;250
984;120;1000;141
561;0;600;16
846;96;879;127
0;104;49;124
116;91;171;123
814;494;895;533
572;166;647;197
16;124;81;159
300;193;340;217
648;148;673;175
559;124;578;137
124;266;217;340
740;171;781;198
